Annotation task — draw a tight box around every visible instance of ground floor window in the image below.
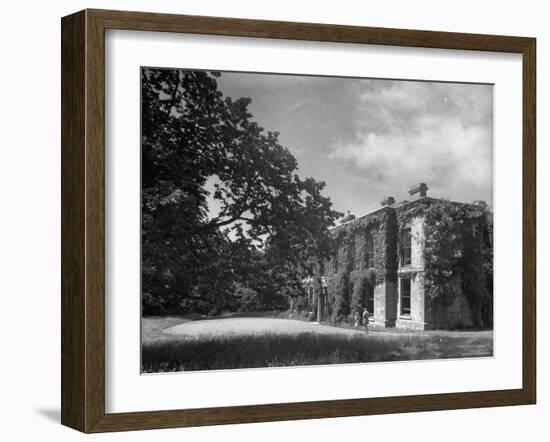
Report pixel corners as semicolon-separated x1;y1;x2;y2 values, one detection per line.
366;285;374;315
401;277;411;316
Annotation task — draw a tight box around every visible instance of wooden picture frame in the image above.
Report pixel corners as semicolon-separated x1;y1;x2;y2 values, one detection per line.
61;8;536;433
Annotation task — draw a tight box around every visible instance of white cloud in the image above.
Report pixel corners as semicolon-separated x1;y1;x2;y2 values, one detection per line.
328;121;493;203
216;71;493;214
327;81;493;206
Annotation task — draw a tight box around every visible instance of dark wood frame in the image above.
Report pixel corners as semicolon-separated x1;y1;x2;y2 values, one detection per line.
61;9;536;433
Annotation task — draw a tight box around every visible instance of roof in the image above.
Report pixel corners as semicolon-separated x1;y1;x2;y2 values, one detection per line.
330;196;482;232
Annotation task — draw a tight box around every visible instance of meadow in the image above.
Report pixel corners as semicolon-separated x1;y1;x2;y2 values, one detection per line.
141;315;493;373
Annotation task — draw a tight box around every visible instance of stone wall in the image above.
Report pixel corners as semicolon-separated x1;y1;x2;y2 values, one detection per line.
426;275;475;329
374;279;397;327
323;208;397;323
395;216;430;330
409;216;425;268
314;198;491;330
395;272;429;330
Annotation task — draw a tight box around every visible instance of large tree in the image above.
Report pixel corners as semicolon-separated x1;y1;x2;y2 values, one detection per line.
141;69;341;314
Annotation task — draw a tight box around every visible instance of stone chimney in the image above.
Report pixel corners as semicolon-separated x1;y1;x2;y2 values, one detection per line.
408;183;428;199
340;210;356;224
380;196;395;207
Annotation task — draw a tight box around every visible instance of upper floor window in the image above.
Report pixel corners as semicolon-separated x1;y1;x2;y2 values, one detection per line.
471;223;479;241
401;228;412;266
366;235;374;268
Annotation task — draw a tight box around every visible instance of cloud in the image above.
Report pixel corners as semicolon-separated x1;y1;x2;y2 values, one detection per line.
327;80;493;207
215;71;493;216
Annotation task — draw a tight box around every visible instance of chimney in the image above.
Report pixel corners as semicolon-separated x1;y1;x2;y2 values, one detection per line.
380;196;395;207
340;210;356;224
408;183;428;199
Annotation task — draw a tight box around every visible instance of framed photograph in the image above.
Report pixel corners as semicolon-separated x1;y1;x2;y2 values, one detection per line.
61;9;536;433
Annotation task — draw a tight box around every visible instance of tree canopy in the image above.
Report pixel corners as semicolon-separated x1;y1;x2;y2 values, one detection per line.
141;69;341;315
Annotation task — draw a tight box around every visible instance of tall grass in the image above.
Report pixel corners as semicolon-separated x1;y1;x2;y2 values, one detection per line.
141;331;491;373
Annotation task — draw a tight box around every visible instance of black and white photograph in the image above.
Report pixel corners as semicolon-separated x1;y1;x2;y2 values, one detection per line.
1;0;544;438
141;68;494;373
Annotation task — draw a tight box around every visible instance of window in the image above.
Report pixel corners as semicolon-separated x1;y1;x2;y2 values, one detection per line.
366;285;374;315
471;223;478;240
401;278;411;316
401;228;412;266
366;235;374;268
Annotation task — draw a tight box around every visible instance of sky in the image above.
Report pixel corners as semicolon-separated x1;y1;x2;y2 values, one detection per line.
214;71;493;218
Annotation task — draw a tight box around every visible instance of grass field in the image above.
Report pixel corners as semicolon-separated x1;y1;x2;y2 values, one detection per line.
141;315;493;373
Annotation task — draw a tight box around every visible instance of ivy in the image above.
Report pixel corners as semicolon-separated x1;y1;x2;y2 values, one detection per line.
396;199;492;326
330;208;397;285
317;198;492;327
349;269;376;314
319;208;398;321
326;270;350;322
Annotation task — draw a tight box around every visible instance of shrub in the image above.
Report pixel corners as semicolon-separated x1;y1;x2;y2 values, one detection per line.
234;285;263;312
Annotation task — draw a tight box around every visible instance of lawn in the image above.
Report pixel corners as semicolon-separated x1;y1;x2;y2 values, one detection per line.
141;315;493;373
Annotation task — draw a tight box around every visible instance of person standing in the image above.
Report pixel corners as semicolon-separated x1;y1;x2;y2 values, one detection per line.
354;311;360;331
362;308;370;334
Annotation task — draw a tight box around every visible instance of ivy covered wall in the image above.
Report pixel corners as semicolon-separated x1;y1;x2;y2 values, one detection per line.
316;197;493;329
396;198;493;328
323;207;397;322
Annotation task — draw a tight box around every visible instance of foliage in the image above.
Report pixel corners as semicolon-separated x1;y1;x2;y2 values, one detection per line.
396;199;493;326
331;209;397;284
327;270;350;322
318;198;492;326
141;68;340;315
233;286;264;312
321;209;396;318
349;269;376;315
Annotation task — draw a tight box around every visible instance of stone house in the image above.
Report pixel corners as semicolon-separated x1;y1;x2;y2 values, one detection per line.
303;183;493;330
